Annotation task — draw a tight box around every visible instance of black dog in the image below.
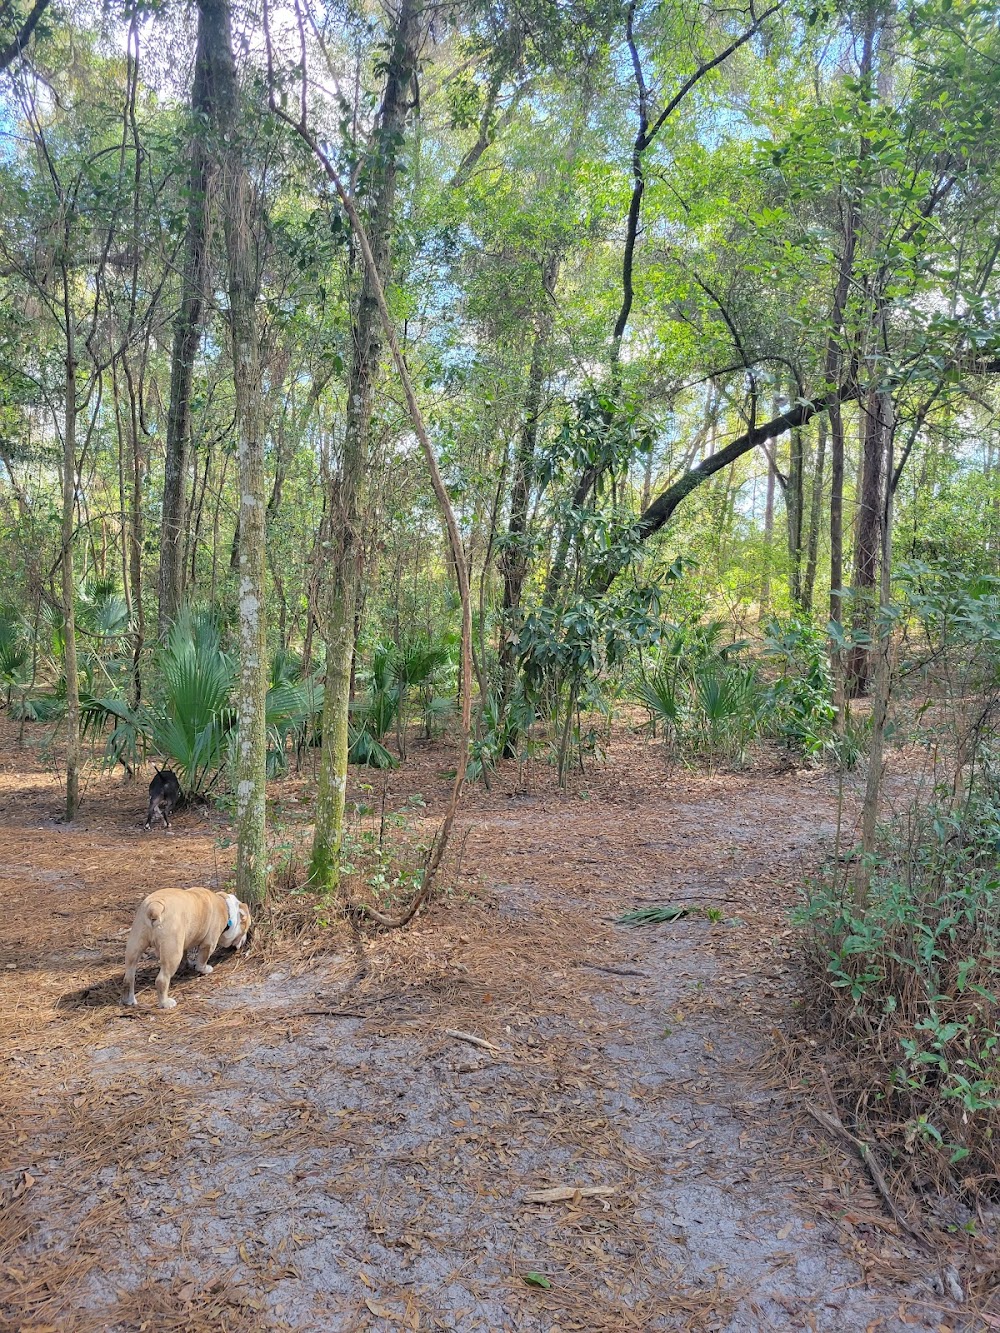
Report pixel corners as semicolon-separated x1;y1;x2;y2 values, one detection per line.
144;769;182;830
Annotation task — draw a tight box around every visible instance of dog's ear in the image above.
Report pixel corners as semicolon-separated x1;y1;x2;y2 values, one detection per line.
235;904;251;947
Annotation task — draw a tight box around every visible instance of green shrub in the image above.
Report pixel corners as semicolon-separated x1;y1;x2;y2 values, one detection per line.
632;618;761;766
760;615;837;759
797;785;1000;1188
0;607;29;704
151;610;236;794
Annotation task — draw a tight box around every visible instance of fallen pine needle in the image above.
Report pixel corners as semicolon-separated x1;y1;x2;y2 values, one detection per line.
579;963;648;978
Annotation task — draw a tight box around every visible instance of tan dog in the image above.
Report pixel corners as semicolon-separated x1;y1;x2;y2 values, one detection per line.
121;887;251;1010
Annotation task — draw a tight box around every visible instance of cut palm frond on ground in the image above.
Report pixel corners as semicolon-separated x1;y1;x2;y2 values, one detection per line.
616;903;692;925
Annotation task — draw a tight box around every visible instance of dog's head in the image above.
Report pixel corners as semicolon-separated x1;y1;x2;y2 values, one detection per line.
220;893;252;950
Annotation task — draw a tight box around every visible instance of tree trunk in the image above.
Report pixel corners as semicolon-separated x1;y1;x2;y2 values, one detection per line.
860;402;895;875
829;401;845;625
123;357;146;707
802;415;826;615
309;0;420;890
760;453;775;611
497;254;557;736
847;388;893;696
210;0;268;904
157;5;216;635
59;268;81;822
786;415;805;607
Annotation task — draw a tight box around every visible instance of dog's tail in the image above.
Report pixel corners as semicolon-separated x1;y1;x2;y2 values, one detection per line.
144;897;166;927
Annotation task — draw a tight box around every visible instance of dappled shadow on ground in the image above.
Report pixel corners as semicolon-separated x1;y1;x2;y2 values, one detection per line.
0;714;983;1331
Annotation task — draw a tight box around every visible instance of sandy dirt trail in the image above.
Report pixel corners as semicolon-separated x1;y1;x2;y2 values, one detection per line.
0;720;966;1330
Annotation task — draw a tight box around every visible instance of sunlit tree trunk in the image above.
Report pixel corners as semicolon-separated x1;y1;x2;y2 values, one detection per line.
786;415;805;607
209;0;268;903
309;0;420;890
802;415;826;615
123;357;146;706
759;453;775;611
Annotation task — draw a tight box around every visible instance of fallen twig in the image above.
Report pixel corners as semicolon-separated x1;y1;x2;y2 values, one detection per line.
804;1100;921;1240
296;1009;367;1019
579;963;649;978
444;1028;502;1053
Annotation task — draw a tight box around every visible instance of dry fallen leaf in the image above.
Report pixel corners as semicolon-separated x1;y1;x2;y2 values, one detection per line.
365;1297;400;1320
776;1221;794;1240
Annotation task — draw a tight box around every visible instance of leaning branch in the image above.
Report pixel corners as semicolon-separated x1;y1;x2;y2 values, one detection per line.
590;346;1000;597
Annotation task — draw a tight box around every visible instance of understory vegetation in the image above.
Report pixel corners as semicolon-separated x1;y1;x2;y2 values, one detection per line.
798;566;1000;1194
0;0;999;1209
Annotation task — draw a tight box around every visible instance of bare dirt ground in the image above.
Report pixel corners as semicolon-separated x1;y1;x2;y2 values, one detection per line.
0;716;988;1331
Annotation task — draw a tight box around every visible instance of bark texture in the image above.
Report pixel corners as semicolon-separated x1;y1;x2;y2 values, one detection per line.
209;0;269;903
847;387;894;696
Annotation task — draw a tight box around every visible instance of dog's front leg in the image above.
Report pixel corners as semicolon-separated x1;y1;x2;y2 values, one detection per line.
192;941;214;975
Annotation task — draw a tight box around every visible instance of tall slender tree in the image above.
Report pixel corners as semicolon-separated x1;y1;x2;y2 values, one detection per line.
207;0;269;903
309;0;422;890
158;2;220;634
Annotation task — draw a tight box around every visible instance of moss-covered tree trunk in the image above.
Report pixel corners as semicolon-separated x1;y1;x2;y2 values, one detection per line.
309;0;420;890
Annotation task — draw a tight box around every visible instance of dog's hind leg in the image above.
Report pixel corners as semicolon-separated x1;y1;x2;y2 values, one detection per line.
154;938;184;1010
121;926;147;1006
122;957;139;1006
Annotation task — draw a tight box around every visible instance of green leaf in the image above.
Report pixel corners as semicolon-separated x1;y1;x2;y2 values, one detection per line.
522;1272;552;1289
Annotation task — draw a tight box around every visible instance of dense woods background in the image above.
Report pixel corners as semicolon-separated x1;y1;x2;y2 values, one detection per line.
2;0;1000;1195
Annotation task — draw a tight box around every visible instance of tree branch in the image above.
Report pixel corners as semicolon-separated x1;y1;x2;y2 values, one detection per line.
0;0;50;73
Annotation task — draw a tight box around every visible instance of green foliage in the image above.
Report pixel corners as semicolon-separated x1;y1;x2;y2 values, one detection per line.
797;781;1000;1184
80;689;146;774
617;903;691;925
632;619;761;766
0;608;29;702
346;636;453;767
761;616;837;759
150;611;236;796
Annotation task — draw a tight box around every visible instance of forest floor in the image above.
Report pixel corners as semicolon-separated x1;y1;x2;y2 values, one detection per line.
0;714;993;1332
